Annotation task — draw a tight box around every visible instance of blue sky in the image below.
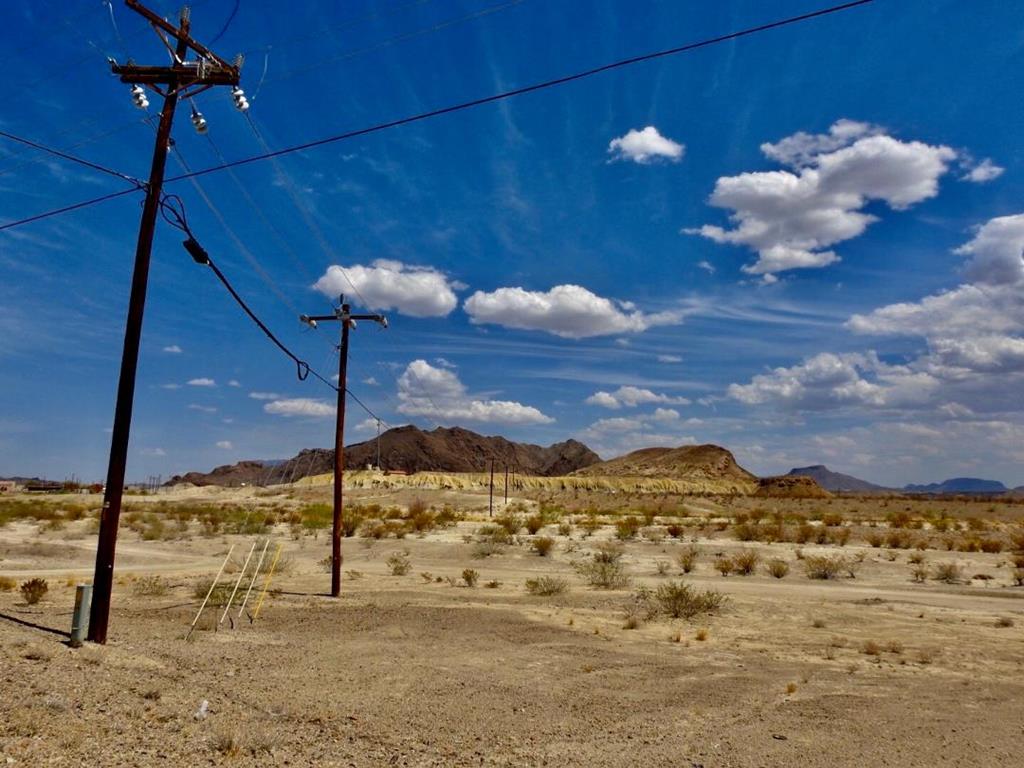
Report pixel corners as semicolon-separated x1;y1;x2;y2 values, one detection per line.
2;0;1023;487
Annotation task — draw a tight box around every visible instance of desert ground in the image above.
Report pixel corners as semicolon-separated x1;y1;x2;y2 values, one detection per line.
2;477;1023;766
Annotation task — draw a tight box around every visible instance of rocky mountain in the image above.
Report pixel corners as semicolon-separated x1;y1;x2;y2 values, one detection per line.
904;477;1008;494
786;465;889;493
168;425;601;486
572;444;759;493
755;476;831;498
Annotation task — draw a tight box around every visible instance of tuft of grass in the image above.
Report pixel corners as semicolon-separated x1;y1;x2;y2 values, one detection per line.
495;512;523;536
0;576;16;592
786;682;798;695
803;555;847;580
654;581;726;619
524;576;568;596
557;521;572;537
995;616;1014;628
676;545;699;574
861;640;882;656
574;543;629;589
524;514;546;535
614;516;641;541
932;562;962;584
132;575;169;597
484;579;501;589
654;559;671;576
911;563;929;583
532;536;555;557
20;578;48;605
386;550;411;576
695;627;709;641
766;558;789;579
714;556;734;576
461;568;479;587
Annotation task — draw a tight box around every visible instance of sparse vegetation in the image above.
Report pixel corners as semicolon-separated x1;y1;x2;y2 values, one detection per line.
574;542;630;589
132;575;169;596
0;576;16;592
462;568;479;587
532;536;555;557
524;576;568;596
933;562;963;584
767;558;789;578
614;516;641;540
20;577;48;605
731;549;759;575
677;545;699;573
386;550;411;576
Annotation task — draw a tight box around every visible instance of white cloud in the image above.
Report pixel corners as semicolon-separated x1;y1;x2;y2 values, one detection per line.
608;126;684;164
227;379;241;387
585;385;690;409
652;407;680;422
140;447;167;457
696;260;715;273
397;359;552;425
248;391;281;400
264;398;335;418
954;213;1024;285
162;345;182;354
160;383;181;390
685;120;957;277
312;260;458;317
363;377;379;386
961;158;1004;184
353;418;378;432
187;377;216;387
464;284;684;339
657;354;682;363
188;404;218;413
216;440;233;450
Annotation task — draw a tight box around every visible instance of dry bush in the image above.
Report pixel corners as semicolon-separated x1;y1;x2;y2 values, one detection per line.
525;576;568;596
461;568;479;587
695;627;709;641
495;512;523;536
932;562;963;584
653;581;726;619
767;558;789;579
642;526;665;544
419;572;434;583
654;560;671;576
861;639;882;656
614;516;641;540
484;579;501;589
578;514;601;537
386;550;411;576
1013;569;1024;587
557;521;572;537
886;529;915;549
677;545;699;574
733;522;761;542
731;549;759;576
1011;553;1024;569
714;556;734;576
866;532;884;548
911;563;929;583
803;555;845;580
192;579;232;607
132;575;169;597
574;543;630;589
995;616;1014;628
0;576;16;592
20;578;48;605
666;523;684;539
980;538;1004;554
532;536;555;557
908;552;926;565
524;514;546;535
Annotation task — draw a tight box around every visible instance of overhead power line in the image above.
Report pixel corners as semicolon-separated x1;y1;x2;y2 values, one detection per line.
0;0;875;232
0;129;143;186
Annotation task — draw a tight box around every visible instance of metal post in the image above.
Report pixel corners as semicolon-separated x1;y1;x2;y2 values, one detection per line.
70;585;92;648
504;462;509;504
88;31;186;646
331;306;350;597
489;459;495;517
375;418;382;470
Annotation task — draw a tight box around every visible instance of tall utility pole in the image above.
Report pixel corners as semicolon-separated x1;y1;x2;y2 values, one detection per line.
89;1;239;644
504;462;509;504
375;418;382;470
301;299;387;597
488;459;495;517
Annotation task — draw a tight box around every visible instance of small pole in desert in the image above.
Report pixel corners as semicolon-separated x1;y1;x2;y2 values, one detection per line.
186;544;235;640
251;542;284;621
237;538;270;619
220;540;257;626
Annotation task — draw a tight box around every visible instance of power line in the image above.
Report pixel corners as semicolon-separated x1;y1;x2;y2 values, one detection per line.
0;0;875;233
0;129;143;186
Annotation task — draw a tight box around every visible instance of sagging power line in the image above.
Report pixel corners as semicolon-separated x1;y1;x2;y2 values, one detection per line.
0;0;876;233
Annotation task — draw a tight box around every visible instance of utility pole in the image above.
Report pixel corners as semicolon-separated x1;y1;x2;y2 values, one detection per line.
301;298;387;597
89;0;239;644
488;459;495;517
375;418;382;470
504;462;509;504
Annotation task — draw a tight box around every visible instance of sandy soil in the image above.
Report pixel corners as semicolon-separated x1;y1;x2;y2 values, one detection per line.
2;488;1023;766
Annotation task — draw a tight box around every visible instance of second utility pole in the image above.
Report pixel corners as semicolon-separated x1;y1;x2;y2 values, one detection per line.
301;298;386;596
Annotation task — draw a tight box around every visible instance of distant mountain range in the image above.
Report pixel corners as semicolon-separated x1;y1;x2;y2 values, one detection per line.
785;465;1015;495
903;477;1008;494
573;444;760;494
786;465;889;493
168;425;601;486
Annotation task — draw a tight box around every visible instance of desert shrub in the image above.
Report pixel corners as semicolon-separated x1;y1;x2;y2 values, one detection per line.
192;579;232;607
803;555;844;580
655;581;726;618
1011;553;1024;569
575;543;630;589
524;514;546;535
887;511;912;529
532;536;555;557
132;575;169;597
911;563;929;583
484;580;501;589
979;538;1004;554
677;545;699;574
767;559;789;579
866;531;884;548
665;523;684;539
578;514;601;537
641;526;665;543
420;571;434;583
731;549;759;576
1014;569;1024;587
714;556;734;576
828;527;852;547
471;541;505;559
996;616;1015;628
861;639;882;655
557;521;572;537
1010;529;1024;552
0;576;16;591
386;551;411;576
524;576;568;596
476;524;512;545
614;516;641;540
908;552;926;565
822;512;844;527
794;523;815;544
733;522;760;542
433;504;461;528
932;562;962;584
654;559;671;576
20;578;48;605
886;529;914;549
461;568;479;587
495;512;523;536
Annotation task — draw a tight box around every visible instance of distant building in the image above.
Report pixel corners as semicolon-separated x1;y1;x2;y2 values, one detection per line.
0;480;16;494
25;480;63;493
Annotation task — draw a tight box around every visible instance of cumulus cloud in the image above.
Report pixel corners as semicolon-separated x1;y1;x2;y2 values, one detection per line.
397;359;552;425
248;391;280;400
652;407;680;422
954;213;1024;285
227;380;241;388
657;354;682;363
464;284;684;339
312;259;459;317
696;260;715;273
216;440;233;450
585;385;690;409
162;345;182;354
264;398;335;418
961;158;1004;184
608;126;684;164
685;120;957;277
187;378;216;387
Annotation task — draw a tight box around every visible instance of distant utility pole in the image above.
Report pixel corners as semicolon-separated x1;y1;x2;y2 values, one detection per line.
301;298;387;597
488;459;495;517
504;462;509;504
89;0;240;645
375;418;382;470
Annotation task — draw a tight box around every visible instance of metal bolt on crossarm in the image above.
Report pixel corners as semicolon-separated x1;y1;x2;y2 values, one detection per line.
88;0;240;644
300;297;387;597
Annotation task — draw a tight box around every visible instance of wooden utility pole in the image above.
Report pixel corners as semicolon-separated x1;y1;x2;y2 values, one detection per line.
301;299;387;596
89;1;239;644
504;462;509;504
488;459;495;517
